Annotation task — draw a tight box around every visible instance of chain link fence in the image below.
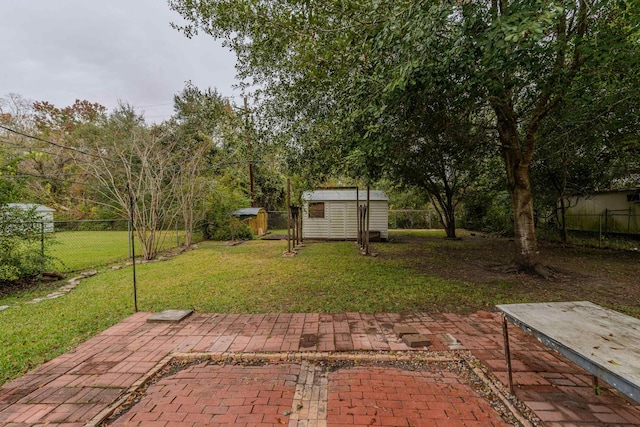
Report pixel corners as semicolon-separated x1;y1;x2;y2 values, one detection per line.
46;220;202;273
563;210;640;236
267;211;288;230
388;210;441;229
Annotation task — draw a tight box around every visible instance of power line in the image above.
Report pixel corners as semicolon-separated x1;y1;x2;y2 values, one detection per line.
0;138;107;168
1;172;110;190
0;124;115;162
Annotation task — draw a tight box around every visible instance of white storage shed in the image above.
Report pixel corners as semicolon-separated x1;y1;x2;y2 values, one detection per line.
302;189;388;240
6;203;55;232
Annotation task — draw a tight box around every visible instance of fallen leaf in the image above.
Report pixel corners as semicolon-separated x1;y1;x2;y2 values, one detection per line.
283;410;292;416
369;418;377;425
608;359;619;365
276;417;285;424
296;404;303;410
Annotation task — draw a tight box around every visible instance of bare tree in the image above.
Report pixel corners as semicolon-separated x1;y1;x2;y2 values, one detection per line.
84;107;179;260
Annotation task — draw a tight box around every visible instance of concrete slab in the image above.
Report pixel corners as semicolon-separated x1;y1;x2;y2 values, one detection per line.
440;333;463;349
402;334;431;348
146;309;193;323
393;324;418;337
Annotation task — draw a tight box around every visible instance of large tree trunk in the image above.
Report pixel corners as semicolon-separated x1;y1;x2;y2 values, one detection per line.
508;165;539;270
429;192;457;239
559;197;569;242
494;99;540;271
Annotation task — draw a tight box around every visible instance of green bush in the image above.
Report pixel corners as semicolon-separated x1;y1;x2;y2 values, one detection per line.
208;217;253;241
0;206;52;287
461;190;513;235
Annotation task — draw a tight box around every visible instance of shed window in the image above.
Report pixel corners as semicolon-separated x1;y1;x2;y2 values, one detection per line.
308;202;325;218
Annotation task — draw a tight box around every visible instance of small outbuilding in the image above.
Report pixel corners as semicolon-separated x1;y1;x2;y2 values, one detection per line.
231;207;268;236
302;189;388;240
6;203;55;232
563;188;640;234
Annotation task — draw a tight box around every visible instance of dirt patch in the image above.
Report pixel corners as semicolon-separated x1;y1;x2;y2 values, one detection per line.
382;232;640;316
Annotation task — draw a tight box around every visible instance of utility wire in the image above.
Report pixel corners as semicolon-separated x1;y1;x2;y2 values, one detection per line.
0;124;116;162
0;138;108;168
1;172;109;190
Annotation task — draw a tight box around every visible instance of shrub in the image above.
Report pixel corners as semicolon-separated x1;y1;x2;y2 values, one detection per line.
0;205;53;287
461;190;514;235
207;217;253;241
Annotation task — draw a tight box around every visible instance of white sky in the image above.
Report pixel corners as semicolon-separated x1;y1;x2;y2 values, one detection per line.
0;0;240;122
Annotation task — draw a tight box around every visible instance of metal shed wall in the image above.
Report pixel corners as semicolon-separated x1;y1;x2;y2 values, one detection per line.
6;203;55;232
302;190;388;240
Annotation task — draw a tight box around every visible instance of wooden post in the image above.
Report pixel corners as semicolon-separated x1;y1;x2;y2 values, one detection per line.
366;186;370;255
356;187;360;247
245;97;255;207
287;179;291;254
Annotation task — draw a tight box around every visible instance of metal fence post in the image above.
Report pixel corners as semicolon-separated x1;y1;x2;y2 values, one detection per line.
599;214;602;247
41;222;45;256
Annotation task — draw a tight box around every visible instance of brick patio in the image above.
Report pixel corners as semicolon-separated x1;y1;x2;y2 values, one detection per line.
0;311;639;426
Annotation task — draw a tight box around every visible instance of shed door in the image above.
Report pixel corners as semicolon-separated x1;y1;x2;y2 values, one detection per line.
329;203;347;239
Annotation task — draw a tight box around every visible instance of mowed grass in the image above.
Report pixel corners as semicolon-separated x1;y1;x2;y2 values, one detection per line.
0;232;480;384
5;228;632;385
48;230;187;272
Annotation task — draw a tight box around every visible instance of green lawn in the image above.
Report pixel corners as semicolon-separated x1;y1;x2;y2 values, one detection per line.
48;230;189;272
1;232;461;384
2;229;635;385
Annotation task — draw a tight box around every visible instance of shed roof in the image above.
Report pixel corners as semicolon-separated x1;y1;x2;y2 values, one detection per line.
302;189;388;202
232;207;265;216
6;203;55;212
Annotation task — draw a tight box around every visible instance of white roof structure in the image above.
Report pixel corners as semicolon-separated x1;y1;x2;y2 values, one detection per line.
302;189;388;202
6;203;55;212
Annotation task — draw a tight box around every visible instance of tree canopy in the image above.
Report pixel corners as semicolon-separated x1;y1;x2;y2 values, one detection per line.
171;0;640;271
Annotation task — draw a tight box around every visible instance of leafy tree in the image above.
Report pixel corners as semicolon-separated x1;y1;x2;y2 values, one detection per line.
170;82;228;245
532;42;640;241
171;0;640;272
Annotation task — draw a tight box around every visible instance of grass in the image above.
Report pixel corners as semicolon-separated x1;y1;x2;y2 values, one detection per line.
0;234;461;383
1;229;637;385
47;230;191;272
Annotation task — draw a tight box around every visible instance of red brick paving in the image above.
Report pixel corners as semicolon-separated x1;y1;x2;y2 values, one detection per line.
111;363;299;427
327;366;511;427
0;311;638;426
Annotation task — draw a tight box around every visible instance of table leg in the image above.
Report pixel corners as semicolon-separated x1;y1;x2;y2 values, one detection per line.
502;314;514;393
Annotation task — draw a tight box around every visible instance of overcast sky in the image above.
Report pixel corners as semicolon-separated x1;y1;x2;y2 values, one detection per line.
0;0;240;122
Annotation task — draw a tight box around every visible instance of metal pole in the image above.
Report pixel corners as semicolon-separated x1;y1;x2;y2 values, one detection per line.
40;222;45;257
176;222;179;248
502;315;514;393
599;214;602;247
